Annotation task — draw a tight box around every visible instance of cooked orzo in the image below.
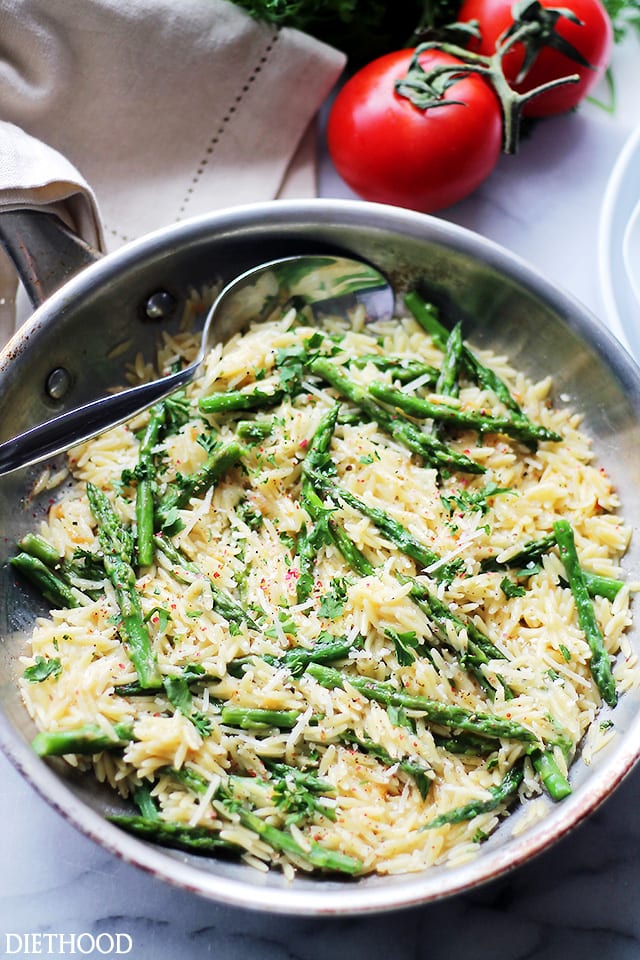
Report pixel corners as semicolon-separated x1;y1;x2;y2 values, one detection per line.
14;288;638;878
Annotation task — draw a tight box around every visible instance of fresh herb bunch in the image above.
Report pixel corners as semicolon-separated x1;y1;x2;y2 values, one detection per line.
232;0;461;63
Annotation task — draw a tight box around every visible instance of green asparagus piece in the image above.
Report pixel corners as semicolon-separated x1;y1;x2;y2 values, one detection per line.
481;533;624;601
133;784;160;820
86;483;160;688
406;580;506;664
226;795;361;874
135;403;166;568
17;532;61;567
404;291;523;415
278;634;359;677
407;579;571;798
169;766;362;874
153;533;258;630
424;760;525;828
307;356;484;474
340;730;432;799
581;571;625;602
328;519;375;577
296;404;340;602
18;532;105;586
114;663;219;697
32;722;133;756
531;749;572;800
108;814;238;853
480;532;557;572
156;440;245;528
435;321;464;398
227;633;359;681
349;354;439;384
267;761;337;824
305;468;461;584
219;707;303;730
11;553;81;609
198;387;285;415
306;663;537;743
236;419;274;442
553;520;617;707
265;761;335;794
315;502;505;697
432;732;499;756
368;382;562;446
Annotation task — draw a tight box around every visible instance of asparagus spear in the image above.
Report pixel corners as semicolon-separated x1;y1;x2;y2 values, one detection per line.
266;761;337;824
580;571;625;603
404;291;523;415
305;663;537;743
481;533;624;600
423;760;525;828
153;533;258;629
227;633;359;681
305;468;462;584
236;419;273;442
18;532;105;584
349;354;439;384
156;440;245;529
32;722;133;756
17;532;62;567
133;784;160;820
219;707;303;730
114;663;219;697
435;322;464;398
10;553;82;609
169;766;362;875
108;814;238;854
327;519;375;577
86;483;161;689
310;494;506;697
480;532;557;572
277;633;360;677
554;519;617;707
296;404;340;603
307;356;484;474
531;750;572;801
340;730;433;799
198;387;285;415
368;382;562;446
135;403;166;567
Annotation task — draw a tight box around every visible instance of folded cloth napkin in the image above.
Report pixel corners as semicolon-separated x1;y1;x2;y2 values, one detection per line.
0;0;346;340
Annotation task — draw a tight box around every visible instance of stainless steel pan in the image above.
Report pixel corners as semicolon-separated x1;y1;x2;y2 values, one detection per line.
1;198;639;915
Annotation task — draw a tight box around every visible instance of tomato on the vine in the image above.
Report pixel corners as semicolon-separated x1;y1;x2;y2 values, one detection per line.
327;49;503;214
457;0;613;116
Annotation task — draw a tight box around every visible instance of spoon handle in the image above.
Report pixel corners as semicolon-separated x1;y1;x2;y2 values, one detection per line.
0;366;194;477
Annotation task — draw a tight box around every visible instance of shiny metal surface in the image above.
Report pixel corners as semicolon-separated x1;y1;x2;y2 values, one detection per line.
0;209;101;307
1;198;640;915
0;254;393;476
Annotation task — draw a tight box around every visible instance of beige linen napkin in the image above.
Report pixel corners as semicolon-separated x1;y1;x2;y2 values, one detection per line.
0;0;346;338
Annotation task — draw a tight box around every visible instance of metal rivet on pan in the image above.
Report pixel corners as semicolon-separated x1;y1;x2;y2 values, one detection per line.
45;367;71;400
144;291;175;320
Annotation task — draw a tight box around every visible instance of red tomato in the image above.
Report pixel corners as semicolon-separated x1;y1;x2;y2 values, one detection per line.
457;0;613;116
327;49;503;214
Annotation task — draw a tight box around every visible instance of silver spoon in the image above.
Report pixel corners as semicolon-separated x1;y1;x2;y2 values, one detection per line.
0;255;394;477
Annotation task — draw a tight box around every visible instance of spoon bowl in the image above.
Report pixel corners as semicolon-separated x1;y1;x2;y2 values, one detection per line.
0;254;393;477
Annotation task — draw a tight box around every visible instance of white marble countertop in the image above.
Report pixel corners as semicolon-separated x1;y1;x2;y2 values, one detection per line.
2;33;640;960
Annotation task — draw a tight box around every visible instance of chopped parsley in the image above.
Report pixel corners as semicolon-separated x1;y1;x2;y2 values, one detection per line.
23;656;62;683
